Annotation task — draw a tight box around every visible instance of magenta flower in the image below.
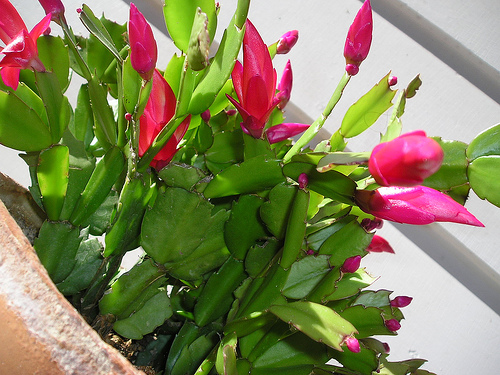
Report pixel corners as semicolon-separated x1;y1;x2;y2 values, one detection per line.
344;0;373;76
356;186;484;226
38;0;65;22
385;319;401;332
138;69;190;170
366;235;395;254
344;336;360;353
341;255;362;273
0;0;51;90
276;30;298;54
227;20;309;143
390;296;413;308
129;3;157;81
369;131;444;186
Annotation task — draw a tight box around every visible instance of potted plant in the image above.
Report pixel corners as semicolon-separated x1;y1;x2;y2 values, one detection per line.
0;0;498;374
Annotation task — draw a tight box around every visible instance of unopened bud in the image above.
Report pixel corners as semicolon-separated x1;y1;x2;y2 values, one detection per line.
341;255;361;273
388;76;398;86
390;296;413;308
226;109;237;116
382;342;390;353
345;63;359;76
345;337;360;353
201;109;211;123
76;8;82;13
298;173;308;190
125;113;133;121
306;249;315;255
385;319;401;332
361;217;384;232
276;30;298;54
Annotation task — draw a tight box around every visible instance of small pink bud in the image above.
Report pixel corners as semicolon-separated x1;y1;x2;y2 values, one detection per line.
388;76;398;86
43;26;51;36
201;109;211;123
361;218;384;232
306;249;315;256
385;319;401;332
76;8;82;13
226;109;237;116
366;235;395;254
277;30;299;54
341;255;361;273
390;296;413;308
344;0;373;73
369;131;444;186
345;337;360;353
345;63;359;76
125;113;133;121
382;342;390;353
298;173;308;190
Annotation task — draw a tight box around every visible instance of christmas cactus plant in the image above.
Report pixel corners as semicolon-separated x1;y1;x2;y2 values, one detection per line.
0;0;499;374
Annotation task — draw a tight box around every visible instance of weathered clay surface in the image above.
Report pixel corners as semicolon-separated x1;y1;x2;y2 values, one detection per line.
0;199;144;375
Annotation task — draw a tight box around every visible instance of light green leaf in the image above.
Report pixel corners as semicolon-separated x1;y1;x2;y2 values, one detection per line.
467;123;500;161
270;301;357;351
282;255;331;299
468;155;500;207
341;73;396;138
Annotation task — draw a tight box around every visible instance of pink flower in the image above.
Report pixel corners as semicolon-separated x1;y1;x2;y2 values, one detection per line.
355;186;484;226
129;3;157;81
369;131;444;186
344;0;373;76
138;69;190;170
276;30;298;54
0;0;51;90
227;20;309;143
344;336;360;353
385;319;401;332
390;296;413;308
366;235;395;254
38;0;65;22
341;255;362;273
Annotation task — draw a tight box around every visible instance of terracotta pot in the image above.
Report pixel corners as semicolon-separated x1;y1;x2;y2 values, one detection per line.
0;174;144;375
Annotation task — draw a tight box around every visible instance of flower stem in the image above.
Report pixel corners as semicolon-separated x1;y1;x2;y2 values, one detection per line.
283;72;351;163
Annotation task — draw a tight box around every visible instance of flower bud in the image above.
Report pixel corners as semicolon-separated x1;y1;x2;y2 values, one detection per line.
361;217;384;232
388;75;398;86
276;60;292;109
355;186;484;227
125;113;133;122
344;0;372;75
369;131;444;186
390;296;413;308
382;342;390;353
306;249;315;256
341;255;361;273
129;3;157;81
344;337;360;353
266;123;310;144
277;30;298;54
385;319;401;332
201;109;211;123
366;235;394;254
298;173;308;190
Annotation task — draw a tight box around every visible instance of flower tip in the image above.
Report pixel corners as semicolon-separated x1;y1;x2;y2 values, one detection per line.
366;235;395;254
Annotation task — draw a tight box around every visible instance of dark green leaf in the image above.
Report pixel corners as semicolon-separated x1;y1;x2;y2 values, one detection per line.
159;162;207;191
260;183;297;239
245;238;281;278
283;255;331;299
37;35;70;91
339;305;394;338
